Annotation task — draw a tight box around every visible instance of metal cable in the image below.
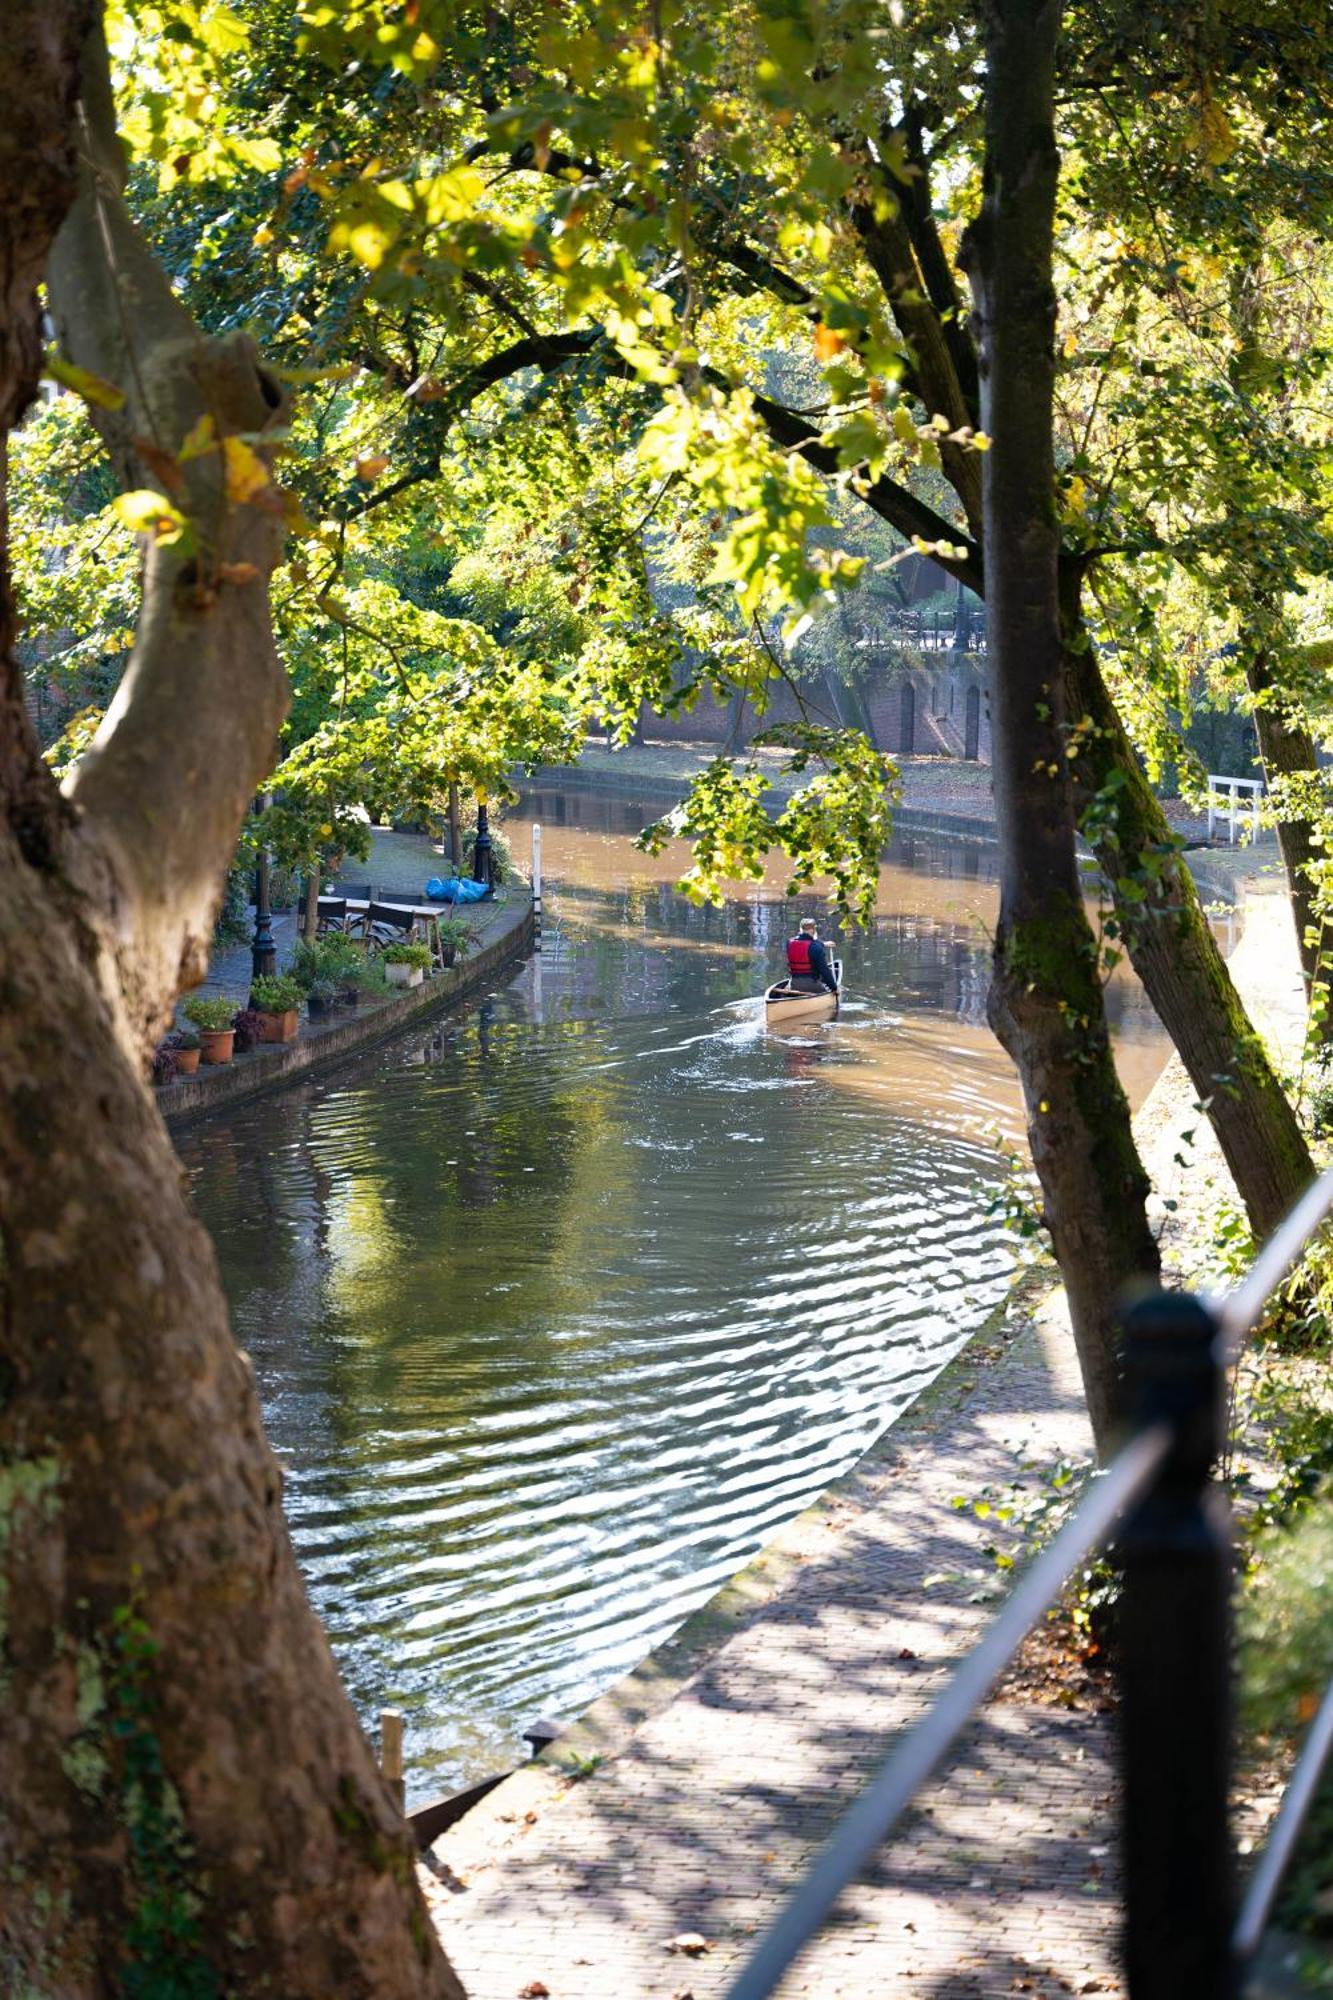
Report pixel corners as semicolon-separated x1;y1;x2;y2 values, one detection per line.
1234;1678;1333;1963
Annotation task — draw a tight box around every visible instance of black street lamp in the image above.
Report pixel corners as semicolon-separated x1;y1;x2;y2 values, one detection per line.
472;792;494;887
251;795;276;985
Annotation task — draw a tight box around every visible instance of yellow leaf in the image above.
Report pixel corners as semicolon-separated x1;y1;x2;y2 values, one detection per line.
179;414;217;461
355;454;391;482
1196;97;1238;166
813;323;847;362
43;352;126;410
112;489;189;543
222;435;271;503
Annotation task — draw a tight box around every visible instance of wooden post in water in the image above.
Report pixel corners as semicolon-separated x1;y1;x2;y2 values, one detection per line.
531;822;542;944
379;1707;405;1810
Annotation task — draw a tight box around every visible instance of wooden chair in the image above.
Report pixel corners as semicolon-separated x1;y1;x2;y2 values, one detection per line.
364;901;424;953
316;896;350;935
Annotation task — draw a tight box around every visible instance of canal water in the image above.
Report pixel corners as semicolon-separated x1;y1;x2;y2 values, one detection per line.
179;788;1175;1800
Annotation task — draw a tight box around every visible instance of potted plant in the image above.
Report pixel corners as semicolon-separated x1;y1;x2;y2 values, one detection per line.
381;940;432;989
231;1007;263;1054
151;1045;178;1087
250;973;303;1043
293;934;366;1006
183;994;241;1065
305;976;338;1019
435;916;475;969
166;1027;201;1076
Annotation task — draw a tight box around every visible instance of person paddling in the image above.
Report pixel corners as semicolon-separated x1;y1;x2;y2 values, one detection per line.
786;917;839;999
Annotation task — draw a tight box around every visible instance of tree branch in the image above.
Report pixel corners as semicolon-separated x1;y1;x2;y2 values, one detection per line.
744;385;984;591
45;17;292;1052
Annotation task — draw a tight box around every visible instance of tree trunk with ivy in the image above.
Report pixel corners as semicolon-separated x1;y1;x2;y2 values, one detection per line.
0;10;462;1993
964;0;1159;1456
1248;651;1331;1043
1060;588;1314;1240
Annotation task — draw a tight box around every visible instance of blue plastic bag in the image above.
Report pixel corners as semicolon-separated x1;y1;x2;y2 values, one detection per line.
425;875;492;903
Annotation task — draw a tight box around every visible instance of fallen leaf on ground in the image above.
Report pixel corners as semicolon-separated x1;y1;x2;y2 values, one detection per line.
518;1984;549;1998
665;1934;711;1956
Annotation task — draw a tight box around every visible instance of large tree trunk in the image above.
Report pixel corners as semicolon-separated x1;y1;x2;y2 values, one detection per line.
0;11;462;1992
1060;588;1314;1240
964;0;1159;1455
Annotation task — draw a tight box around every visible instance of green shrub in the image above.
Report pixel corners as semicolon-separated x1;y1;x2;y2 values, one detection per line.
267;862;303;911
381;941;432;968
435;916;475;956
291;935;365;990
1241;1498;1333;1960
251;973;303;1014
213;860;251;947
463;823;513;882
182;995;240;1033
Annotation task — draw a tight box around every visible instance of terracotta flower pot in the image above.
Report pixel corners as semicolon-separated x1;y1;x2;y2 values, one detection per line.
256;1008;299;1044
199;1029;235;1066
174;1046;201;1076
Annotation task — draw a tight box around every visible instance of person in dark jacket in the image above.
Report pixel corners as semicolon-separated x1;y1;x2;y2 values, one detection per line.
785;918;838;995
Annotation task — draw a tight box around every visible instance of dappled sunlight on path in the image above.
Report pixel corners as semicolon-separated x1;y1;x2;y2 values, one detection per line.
429;1298;1136;1998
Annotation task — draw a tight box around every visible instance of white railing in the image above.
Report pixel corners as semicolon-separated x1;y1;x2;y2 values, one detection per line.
1206;774;1264;845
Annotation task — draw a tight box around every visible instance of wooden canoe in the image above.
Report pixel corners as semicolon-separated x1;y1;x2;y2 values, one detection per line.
764;957;842;1026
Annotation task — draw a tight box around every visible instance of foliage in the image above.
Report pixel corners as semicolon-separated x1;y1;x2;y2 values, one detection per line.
151;1048;177;1087
181;996;239;1033
163;1027;200;1053
229;1008;264;1053
1240;1498;1333;1965
1309;1057;1333;1138
434;916;475;955
213;861;251;948
464;822;515;885
380;941;431;969
290;934;366;990
103;1592;220;1999
250;974;303;1014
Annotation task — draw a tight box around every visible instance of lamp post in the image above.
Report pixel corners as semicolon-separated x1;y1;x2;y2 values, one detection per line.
472;789;494;887
251;795;276;985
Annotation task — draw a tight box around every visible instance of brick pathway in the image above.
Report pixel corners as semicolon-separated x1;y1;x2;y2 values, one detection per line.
428;1299;1134;1999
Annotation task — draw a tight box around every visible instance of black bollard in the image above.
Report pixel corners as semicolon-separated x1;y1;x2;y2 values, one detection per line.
1117;1291;1236;2000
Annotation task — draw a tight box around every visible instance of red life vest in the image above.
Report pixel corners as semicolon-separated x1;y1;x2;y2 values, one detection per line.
786;934;814;977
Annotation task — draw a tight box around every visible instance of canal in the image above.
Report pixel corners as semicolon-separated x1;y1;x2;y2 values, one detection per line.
179;788;1176;1801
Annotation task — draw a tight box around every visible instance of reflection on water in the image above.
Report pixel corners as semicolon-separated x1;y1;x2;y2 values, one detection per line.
181;791;1176;1799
